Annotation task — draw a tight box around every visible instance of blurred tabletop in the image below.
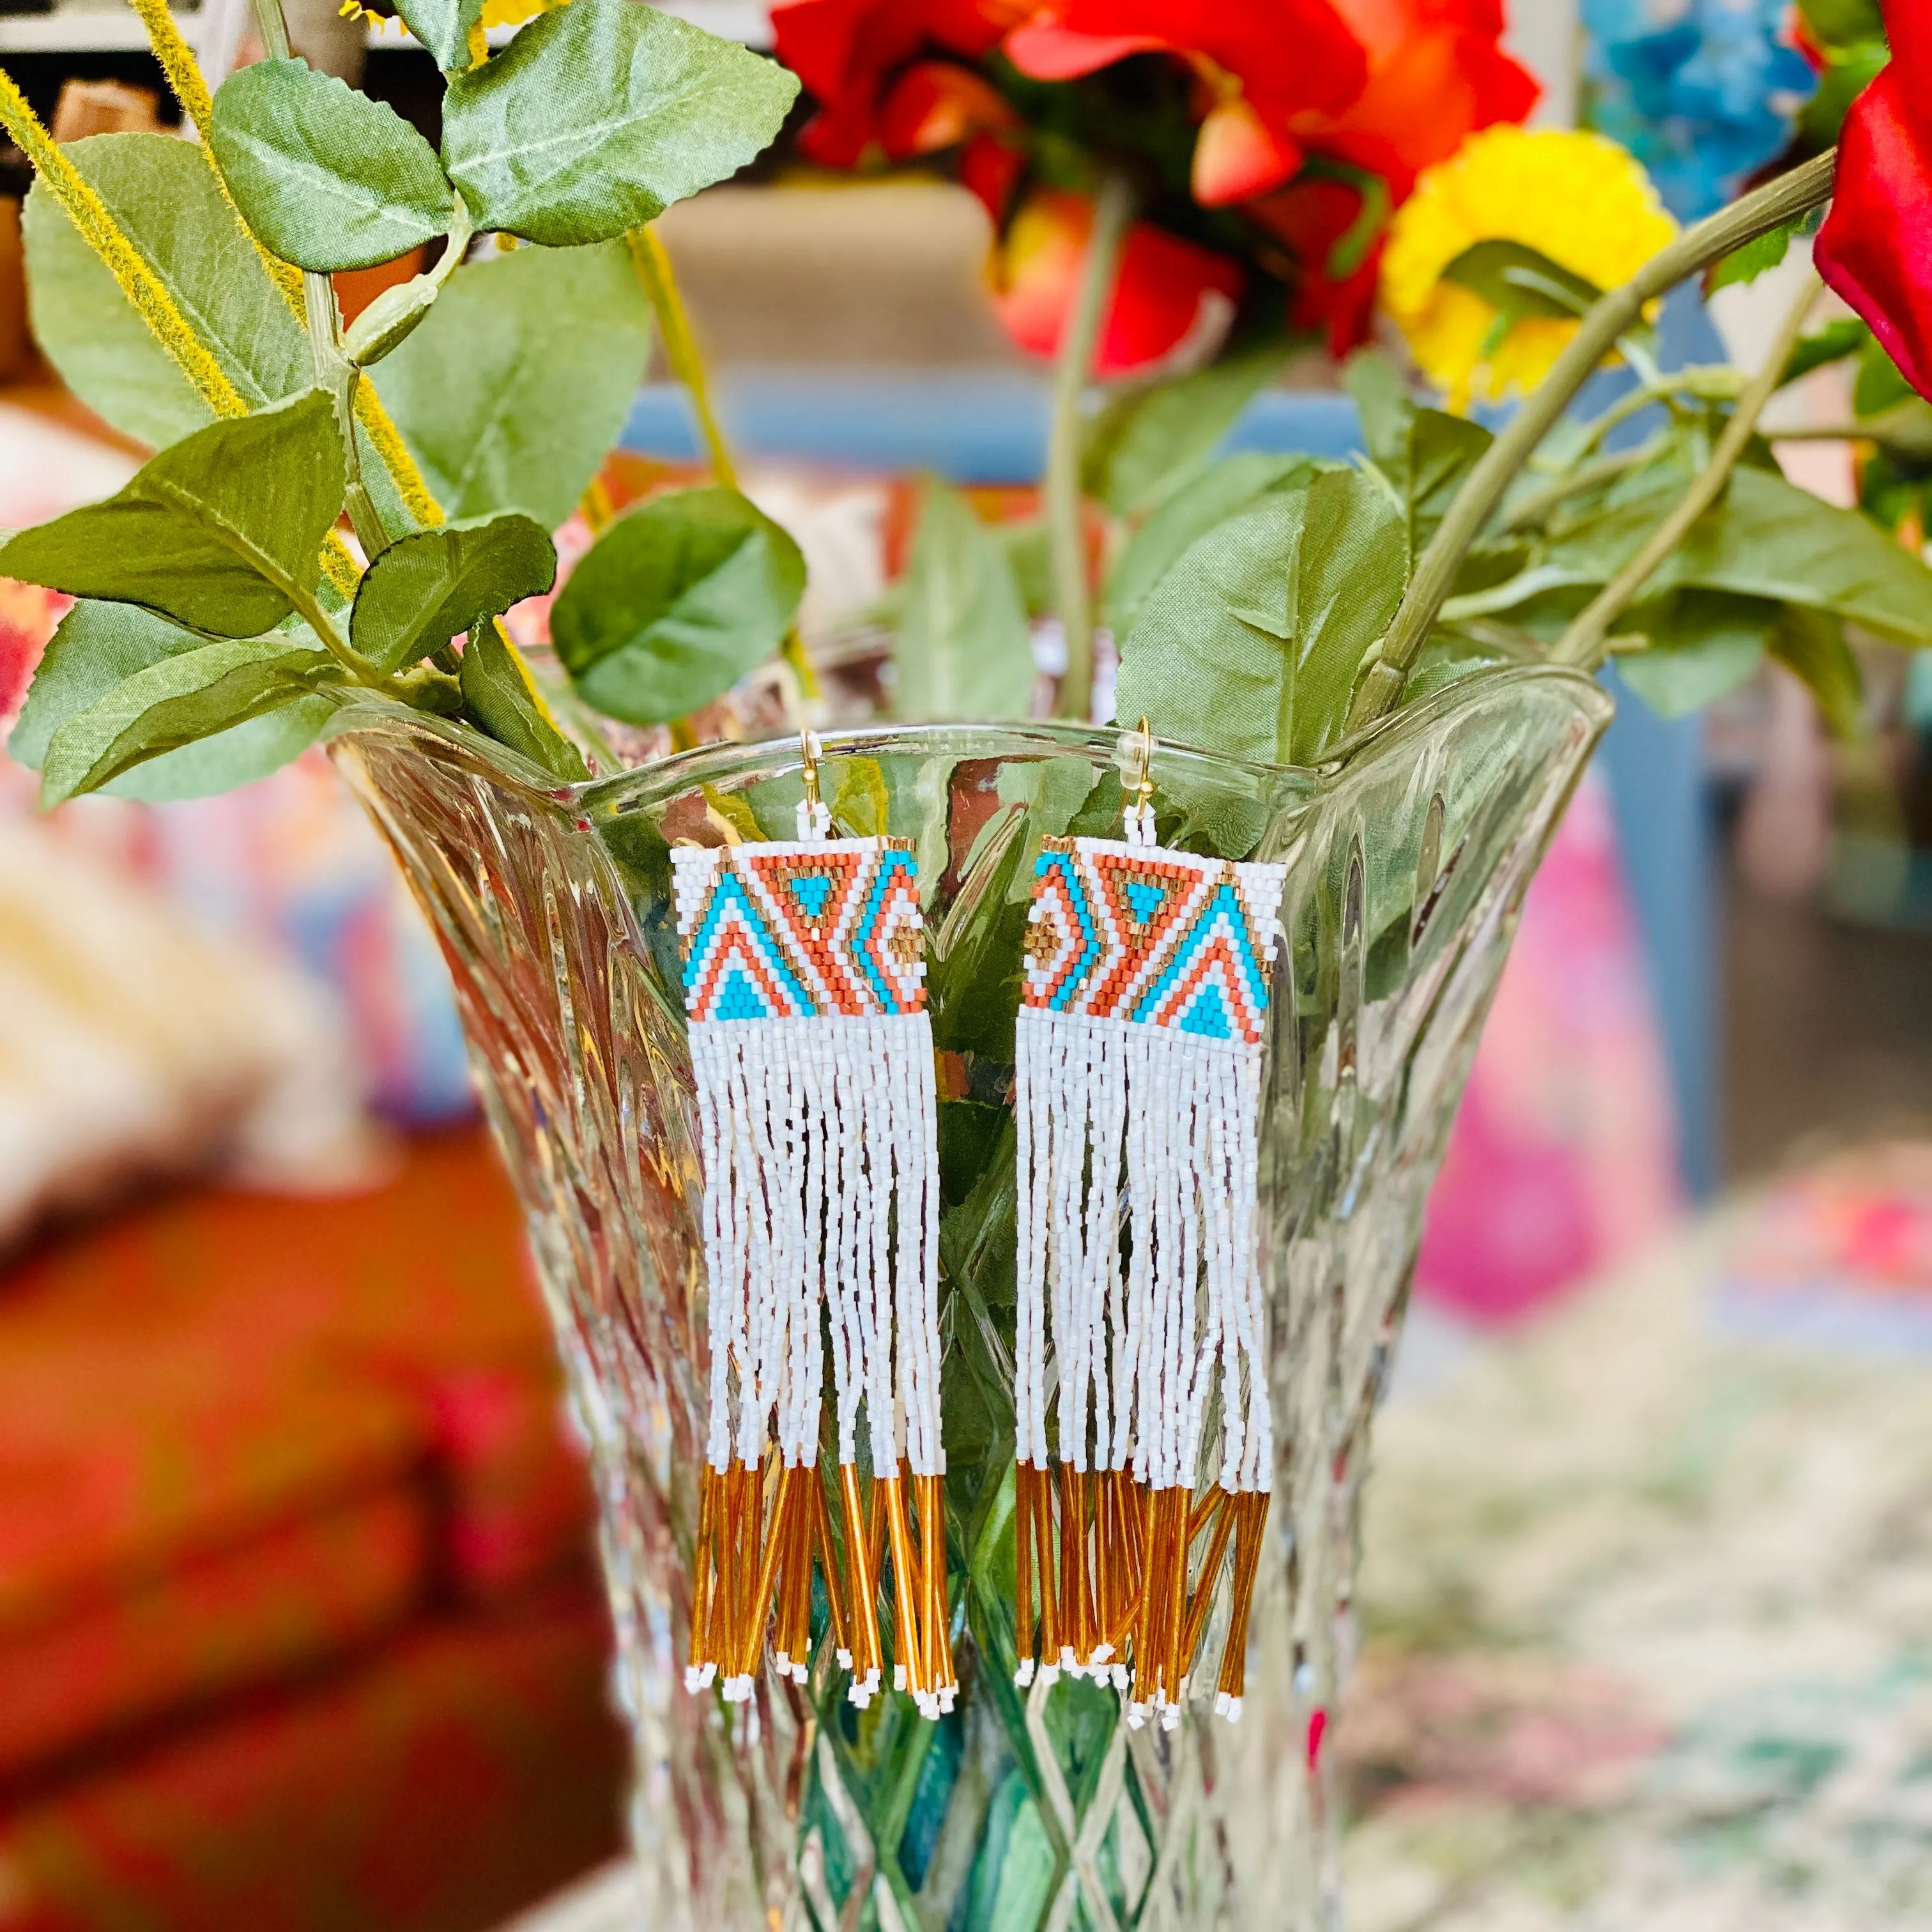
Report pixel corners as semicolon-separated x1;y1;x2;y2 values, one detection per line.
498;1863;642;1932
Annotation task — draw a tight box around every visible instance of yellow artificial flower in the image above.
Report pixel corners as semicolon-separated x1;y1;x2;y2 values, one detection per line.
480;0;560;27
1380;125;1678;413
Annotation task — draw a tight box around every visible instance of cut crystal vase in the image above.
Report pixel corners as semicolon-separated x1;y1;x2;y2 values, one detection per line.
328;663;1611;1932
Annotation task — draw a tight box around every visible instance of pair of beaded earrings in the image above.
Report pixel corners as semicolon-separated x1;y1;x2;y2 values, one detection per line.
672;728;1285;1728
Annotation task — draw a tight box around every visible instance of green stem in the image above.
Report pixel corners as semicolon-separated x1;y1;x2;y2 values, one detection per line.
1552;271;1822;669
1503;442;1660;532
623;224;819;705
247;0;388;559
286;579;383;684
1050;171;1135;723
1767;422;1892;441
627;226;736;488
1565;366;1730;463
1347;146;1839;728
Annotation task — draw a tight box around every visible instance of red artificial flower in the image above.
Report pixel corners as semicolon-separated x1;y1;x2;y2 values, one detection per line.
1285;0;1539;201
1816;3;1932;402
772;0;1026;165
1248;174;1382;355
1193;93;1305;207
878;59;1018;160
960;128;1027;220
1004;2;1368;128
986;188;1245;374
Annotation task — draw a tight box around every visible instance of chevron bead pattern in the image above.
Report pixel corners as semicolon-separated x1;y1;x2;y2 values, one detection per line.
1022;838;1285;1046
675;838;927;1023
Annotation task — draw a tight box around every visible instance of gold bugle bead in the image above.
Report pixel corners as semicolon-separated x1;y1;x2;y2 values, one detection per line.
1014;1464;1037;1669
743;1464;797;1679
1218;1492;1270;1703
880;1471;925;1692
1034;1465;1061;1666
1162;1485;1190;1699
691;1464;720;1668
839;1464;882;1683
1188;1485;1226;1545
1178;1488;1240;1679
810;1472;851;1662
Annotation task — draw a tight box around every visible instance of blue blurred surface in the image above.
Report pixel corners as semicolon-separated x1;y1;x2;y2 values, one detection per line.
624;376;1370;480
622;353;1721;1192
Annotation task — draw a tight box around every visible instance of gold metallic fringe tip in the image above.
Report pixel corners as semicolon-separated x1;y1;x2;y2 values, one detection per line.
687;1459;953;1720
1012;1458;1267;1727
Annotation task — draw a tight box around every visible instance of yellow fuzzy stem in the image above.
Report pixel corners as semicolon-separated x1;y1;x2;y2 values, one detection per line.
0;65;362;601
1;68;242;418
354;387;445;528
124;3;447;539
622;224;820;704
123;0;218;136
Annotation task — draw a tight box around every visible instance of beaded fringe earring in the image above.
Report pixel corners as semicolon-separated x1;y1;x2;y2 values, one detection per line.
1013;723;1287;1729
676;733;955;1717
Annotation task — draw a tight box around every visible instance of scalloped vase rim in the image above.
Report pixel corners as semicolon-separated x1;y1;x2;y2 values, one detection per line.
325;660;1613;807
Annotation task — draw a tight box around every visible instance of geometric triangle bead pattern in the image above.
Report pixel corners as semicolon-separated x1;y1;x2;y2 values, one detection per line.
671;816;954;1720
1012;813;1287;1730
677;836;926;1022
1022;836;1285;1046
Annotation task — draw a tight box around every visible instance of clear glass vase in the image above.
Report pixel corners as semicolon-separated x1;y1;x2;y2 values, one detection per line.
328;664;1611;1932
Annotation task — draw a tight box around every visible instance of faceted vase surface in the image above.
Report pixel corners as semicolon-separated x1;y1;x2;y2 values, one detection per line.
328;665;1612;1932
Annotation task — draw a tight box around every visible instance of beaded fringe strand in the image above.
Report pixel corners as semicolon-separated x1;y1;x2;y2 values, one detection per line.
1013;1010;1273;1724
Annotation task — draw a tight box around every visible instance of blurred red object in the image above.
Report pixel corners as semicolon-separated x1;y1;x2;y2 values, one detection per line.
1816;1;1932;402
0;1130;624;1932
985;186;1245;374
769;0;1536;368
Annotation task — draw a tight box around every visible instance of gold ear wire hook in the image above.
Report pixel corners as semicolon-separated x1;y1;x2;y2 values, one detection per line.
1132;717;1156;820
801;727;823;815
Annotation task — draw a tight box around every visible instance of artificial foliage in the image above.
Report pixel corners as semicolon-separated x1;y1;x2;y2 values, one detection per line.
0;0;1923;822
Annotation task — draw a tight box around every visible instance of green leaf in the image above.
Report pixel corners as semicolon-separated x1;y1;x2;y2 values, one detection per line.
1399;624;1533;705
1346;353;1493;557
1706;211;1820;295
372;240;652;529
1798;37;1889;148
9;597;333;799
22;133;309;448
1795;0;1884;43
457;619;590;781
1104;452;1325;639
210;59;454;273
1082;340;1292;517
1782;318;1869;387
1115;468;1407;767
550;484;805;723
999;518;1052;618
1344;347;1410;461
1442;238;1603;319
1770;603;1864;739
441;0;799;246
828;755;891;838
1615;589;1775;718
41;635;337;806
351;513;556;672
1442;238;1603;356
1855;333;1918;418
892;479;1036;722
0;391;345;637
1542;465;1932;647
391;0;485;72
